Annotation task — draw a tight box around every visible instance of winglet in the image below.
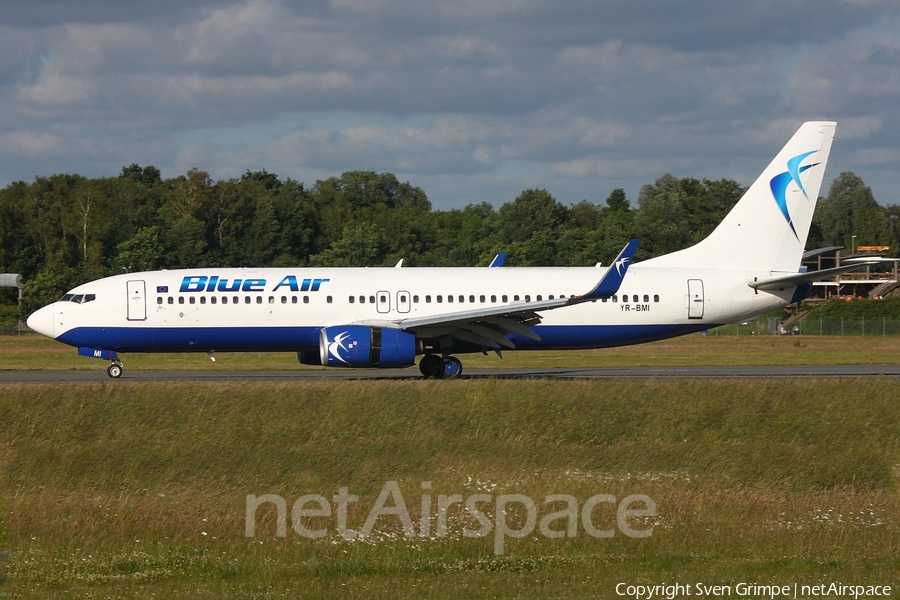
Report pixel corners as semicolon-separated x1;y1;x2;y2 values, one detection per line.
489;252;507;267
582;240;639;299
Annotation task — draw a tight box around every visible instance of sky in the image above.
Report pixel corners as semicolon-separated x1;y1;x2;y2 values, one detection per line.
1;0;899;210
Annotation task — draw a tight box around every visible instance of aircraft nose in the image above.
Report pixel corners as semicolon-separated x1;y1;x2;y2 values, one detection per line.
26;305;55;339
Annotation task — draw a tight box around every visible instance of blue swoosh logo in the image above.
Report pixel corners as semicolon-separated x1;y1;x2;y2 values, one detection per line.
769;150;819;239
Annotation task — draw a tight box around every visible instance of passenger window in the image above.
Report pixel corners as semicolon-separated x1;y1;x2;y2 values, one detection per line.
369;296;375;304
459;295;464;303
178;297;185;304
380;294;387;303
524;295;531;302
437;295;443;303
268;296;274;304
200;297;207;305
157;297;163;305
447;295;453;303
245;296;251;304
502;295;508;302
168;297;174;305
469;295;475;303
536;295;542;301
256;296;262;304
211;297;217;305
549;295;554;300
222;297;228;305
514;295;520;301
189;296;195;304
281;296;287;304
292;296;298;304
327;296;333;303
425;295;431;303
359;296;365;304
643;295;649;303
349;296;355;304
654;295;660;302
602;297;608;303
490;295;496;303
303;296;309;304
612;295;618;302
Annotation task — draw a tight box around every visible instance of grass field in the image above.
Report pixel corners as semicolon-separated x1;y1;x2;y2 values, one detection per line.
1;337;899;598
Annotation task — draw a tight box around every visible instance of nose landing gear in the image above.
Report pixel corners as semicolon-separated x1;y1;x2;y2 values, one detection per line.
106;360;124;378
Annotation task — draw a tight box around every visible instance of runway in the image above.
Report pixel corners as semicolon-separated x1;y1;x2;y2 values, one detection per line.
2;364;900;384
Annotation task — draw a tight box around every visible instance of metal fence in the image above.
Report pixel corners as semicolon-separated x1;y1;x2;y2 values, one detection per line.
711;317;900;336
0;317;22;335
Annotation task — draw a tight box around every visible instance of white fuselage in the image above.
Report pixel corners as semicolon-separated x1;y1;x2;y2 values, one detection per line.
28;264;792;354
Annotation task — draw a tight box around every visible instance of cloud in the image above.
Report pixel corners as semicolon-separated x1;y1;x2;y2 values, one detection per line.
1;0;899;208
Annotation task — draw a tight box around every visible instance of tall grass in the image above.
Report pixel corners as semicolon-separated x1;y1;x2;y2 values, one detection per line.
1;379;899;597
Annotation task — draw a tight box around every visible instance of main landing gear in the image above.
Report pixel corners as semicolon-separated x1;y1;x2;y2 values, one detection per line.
418;354;463;379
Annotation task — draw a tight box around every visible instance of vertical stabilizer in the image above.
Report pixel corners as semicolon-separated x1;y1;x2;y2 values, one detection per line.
644;122;836;272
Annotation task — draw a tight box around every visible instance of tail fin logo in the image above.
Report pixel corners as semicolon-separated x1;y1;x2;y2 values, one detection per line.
769;150;820;239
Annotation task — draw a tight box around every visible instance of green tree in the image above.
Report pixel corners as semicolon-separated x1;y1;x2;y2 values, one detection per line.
309;222;388;267
114;227;165;273
489;189;570;266
814;172;884;250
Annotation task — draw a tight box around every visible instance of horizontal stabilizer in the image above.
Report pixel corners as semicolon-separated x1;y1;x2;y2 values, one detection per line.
749;262;882;291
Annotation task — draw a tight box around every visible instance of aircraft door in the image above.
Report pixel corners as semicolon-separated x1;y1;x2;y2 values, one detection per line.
376;290;391;314
127;280;147;321
396;290;411;314
687;279;704;319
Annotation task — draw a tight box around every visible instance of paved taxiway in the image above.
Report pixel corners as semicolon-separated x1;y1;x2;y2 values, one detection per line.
2;364;900;384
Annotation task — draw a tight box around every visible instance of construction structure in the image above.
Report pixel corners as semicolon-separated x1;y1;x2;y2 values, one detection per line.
802;247;899;301
0;273;24;334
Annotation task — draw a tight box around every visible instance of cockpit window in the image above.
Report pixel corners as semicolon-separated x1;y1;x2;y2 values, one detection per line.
59;293;96;303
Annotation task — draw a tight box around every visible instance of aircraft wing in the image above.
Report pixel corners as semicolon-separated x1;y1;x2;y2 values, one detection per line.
355;240;639;350
749;262;882;291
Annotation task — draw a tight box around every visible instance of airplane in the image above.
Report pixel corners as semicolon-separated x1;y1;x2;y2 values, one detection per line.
27;121;864;379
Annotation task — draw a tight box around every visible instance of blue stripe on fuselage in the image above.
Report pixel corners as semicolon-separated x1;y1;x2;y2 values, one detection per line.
511;323;714;349
57;323;717;354
57;326;322;353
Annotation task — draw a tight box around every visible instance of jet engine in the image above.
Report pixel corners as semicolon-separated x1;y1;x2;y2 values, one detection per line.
319;326;417;368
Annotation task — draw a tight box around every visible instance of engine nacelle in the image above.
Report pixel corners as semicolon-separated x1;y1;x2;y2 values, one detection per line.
297;351;322;366
319;326;417;368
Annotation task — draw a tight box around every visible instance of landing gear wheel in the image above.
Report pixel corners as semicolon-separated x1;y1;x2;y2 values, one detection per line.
443;356;463;379
419;354;445;379
107;363;123;379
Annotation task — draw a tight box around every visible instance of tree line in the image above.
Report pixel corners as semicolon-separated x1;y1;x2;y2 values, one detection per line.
1;165;897;316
